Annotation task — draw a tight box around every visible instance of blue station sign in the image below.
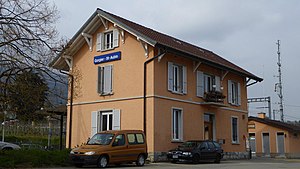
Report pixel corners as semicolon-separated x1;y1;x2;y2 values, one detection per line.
94;51;121;64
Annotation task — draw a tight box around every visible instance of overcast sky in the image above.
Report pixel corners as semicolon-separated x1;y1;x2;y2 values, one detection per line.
52;0;300;121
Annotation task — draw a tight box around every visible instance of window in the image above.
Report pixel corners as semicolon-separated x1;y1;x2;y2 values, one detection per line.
168;62;187;94
172;108;183;141
90;109;120;136
127;133;145;145
104;31;113;50
113;134;125;146
207;141;215;149
200;142;208;150
96;29;119;51
97;65;113;95
101;111;113;131
127;134;136;144
231;117;239;144
136;134;144;144
228;80;241;105
196;71;221;97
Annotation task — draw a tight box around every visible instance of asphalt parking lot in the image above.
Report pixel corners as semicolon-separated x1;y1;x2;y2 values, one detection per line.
47;157;300;169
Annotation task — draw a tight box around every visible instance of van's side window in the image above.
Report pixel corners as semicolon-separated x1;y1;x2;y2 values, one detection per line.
127;134;136;144
127;133;145;145
113;134;125;146
136;134;144;144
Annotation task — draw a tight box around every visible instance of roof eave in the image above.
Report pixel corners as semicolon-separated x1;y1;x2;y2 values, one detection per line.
96;8;157;46
157;43;263;82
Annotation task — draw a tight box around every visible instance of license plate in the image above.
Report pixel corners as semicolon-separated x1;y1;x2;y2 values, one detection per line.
173;154;179;159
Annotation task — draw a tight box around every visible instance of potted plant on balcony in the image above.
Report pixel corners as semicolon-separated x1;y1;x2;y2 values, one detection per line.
204;91;226;103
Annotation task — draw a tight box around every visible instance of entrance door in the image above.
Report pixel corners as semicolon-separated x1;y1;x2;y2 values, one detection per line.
204;114;214;140
262;133;270;156
277;132;285;156
249;133;256;156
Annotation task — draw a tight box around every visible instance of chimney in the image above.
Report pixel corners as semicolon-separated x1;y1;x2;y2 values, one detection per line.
258;112;266;119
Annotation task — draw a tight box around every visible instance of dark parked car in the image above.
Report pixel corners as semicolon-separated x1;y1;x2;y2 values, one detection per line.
167;140;223;164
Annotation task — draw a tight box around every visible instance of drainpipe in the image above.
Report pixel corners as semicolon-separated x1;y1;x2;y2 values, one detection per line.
60;70;74;149
143;51;165;135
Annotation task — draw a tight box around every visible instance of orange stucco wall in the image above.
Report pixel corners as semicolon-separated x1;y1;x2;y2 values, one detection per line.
64;19;251;158
65;22;155;149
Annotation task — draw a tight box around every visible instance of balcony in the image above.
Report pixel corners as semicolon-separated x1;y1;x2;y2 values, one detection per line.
202;91;227;107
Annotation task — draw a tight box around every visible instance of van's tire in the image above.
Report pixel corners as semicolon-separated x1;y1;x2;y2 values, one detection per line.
97;155;108;168
136;154;145;166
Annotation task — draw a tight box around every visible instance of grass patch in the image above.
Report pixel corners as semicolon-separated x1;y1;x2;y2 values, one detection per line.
0;149;71;168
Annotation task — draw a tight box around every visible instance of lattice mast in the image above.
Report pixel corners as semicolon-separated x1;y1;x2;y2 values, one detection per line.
275;40;284;121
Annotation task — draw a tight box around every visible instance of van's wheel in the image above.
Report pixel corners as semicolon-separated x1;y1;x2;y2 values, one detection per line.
97;156;108;168
136;154;145;166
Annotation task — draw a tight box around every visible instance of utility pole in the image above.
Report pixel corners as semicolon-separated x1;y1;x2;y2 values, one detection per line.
275;40;284;122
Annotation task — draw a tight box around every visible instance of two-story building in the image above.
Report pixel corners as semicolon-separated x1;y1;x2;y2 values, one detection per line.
50;8;262;161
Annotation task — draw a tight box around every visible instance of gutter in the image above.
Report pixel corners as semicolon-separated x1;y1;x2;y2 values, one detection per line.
143;51;166;135
59;70;74;148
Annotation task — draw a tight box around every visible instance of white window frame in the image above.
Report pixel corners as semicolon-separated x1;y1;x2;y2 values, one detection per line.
173;64;182;93
100;111;113;131
103;31;113;50
97;65;113;95
171;107;183;141
168;62;187;94
228;80;241;106
96;29;119;52
91;109;120;137
231;116;239;144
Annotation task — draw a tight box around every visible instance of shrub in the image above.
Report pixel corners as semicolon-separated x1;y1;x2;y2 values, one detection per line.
0;149;71;168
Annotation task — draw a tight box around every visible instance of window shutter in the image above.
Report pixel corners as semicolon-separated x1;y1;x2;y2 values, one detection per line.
113;109;120;130
103;65;112;94
196;71;204;97
96;33;103;51
91;111;98;137
182;66;187;94
168;62;173;91
228;80;232;104
215;76;221;92
237;82;241;105
113;29;119;48
97;67;102;94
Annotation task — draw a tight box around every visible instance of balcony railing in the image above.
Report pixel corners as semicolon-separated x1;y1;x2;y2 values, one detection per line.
203;91;226;103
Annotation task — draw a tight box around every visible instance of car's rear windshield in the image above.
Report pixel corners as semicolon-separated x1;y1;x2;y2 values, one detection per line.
87;133;114;145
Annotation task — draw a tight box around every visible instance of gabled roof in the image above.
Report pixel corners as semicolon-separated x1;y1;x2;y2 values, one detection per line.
50;8;263;82
249;116;300;133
